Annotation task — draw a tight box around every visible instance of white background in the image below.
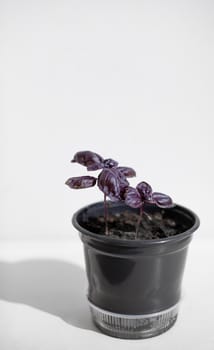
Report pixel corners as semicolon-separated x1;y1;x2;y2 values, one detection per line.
0;1;214;349
1;0;213;241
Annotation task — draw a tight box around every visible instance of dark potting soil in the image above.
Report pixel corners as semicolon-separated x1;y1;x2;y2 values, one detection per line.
84;211;187;240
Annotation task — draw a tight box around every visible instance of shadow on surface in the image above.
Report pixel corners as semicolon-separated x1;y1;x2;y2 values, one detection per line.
0;259;98;332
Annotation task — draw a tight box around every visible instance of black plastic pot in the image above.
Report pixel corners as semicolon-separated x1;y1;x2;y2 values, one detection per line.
72;201;200;339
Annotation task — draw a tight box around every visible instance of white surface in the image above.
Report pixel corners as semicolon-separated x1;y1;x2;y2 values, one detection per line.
0;0;213;240
0;236;213;350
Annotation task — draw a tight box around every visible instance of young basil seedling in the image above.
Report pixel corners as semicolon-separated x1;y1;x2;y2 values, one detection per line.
65;151;136;235
66;151;174;238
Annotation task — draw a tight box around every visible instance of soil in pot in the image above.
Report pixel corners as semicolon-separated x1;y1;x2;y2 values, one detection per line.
82;209;188;240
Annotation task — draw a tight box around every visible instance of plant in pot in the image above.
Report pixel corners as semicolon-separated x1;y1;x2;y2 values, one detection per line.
65;150;200;339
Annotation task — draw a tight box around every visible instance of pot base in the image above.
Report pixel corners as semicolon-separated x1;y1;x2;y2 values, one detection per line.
89;301;178;339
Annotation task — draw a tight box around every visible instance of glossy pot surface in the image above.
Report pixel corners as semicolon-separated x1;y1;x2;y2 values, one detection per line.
73;202;200;315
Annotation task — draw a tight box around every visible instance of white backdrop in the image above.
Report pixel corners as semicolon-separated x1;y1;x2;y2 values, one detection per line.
0;0;213;240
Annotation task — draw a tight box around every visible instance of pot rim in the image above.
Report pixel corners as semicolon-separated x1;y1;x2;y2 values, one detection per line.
72;201;200;247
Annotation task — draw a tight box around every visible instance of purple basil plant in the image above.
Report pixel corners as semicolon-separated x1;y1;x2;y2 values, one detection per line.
65;151;136;234
123;182;174;236
65;150;174;237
